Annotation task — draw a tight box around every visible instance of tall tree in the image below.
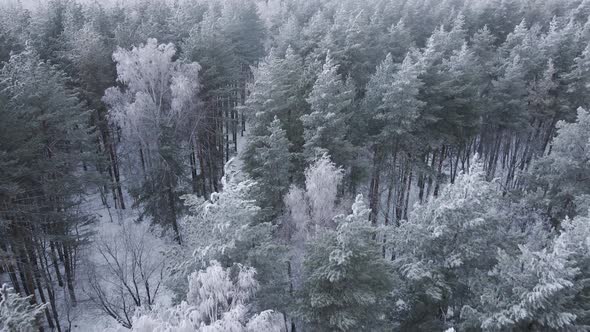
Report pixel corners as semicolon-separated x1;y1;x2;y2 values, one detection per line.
243;47;309;184
391;161;543;330
302;53;355;168
363;52;425;223
0;47;95;330
298;195;393;332
104;38;200;243
246;117;291;216
525;107;590;226
463;211;590;330
182;5;241;197
62;20;125;209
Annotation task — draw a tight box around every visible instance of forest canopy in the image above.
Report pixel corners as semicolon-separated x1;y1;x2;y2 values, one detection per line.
2;0;590;331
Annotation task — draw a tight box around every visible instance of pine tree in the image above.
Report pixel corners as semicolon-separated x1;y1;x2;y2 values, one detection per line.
181;159;264;265
182;5;241;196
111;0;173;48
364;49;427;149
463;212;590;330
243;47;309;184
0;47;95;329
483;54;528;178
183;7;239;104
418;15;476;148
220;0;266;68
298;195;393;331
0;3;28;65
250;47;307;141
522;59;561;167
540;17;581;74
301;10;330;59
500;19;545;81
477;0;523;41
246;117;291;215
363;53;397;143
391;162;529;330
420;13;467;65
362;52;425;222
317;6;379;88
302;54;355;167
525;107;590;226
180;159;288;313
379;53;425;148
425;43;480;146
62;20;126;209
383;19;414;64
470;25;498;80
565;43;590;111
274;15;302;56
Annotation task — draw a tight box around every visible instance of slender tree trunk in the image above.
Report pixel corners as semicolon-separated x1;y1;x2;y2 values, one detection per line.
433;146;446;197
368;148;383;225
30;239;61;332
49;241;63;287
395;154;408;224
232;98;238;152
139;148;147;178
0;242;21;293
426;149;437;199
198;141;208;198
62;243;77;306
382;152;397;257
189;141;199;194
165;171;181;244
403;161;413;220
418;153;428;203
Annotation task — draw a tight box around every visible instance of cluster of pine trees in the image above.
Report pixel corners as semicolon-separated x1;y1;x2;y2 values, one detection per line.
2;0;590;331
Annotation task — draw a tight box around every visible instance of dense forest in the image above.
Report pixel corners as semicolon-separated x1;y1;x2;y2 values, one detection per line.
2;0;590;331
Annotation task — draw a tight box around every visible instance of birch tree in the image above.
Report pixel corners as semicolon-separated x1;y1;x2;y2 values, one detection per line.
104;38;200;243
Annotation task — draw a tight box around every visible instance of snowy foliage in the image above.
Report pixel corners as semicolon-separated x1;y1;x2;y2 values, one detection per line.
104;38;200;157
364;52;425;148
102;37;201;240
285;154;344;238
186;261;258;325
526;107;590;224
5;0;590;330
463;212;590;330
0;284;45;332
282;154;346;307
302;53;355;165
298;195;393;331
180;159;264;262
244;117;291;215
177;159;287;314
120;261;284;332
390;161;544;329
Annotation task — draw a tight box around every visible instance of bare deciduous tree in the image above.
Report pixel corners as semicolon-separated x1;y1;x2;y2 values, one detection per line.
86;221;165;328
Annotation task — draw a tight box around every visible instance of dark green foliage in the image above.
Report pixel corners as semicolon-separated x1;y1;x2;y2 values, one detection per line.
245;117;291;217
0;48;95;216
298;196;393;331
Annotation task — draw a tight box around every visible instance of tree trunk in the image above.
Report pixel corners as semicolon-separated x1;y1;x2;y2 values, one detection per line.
62;243;77;306
368;148;384;224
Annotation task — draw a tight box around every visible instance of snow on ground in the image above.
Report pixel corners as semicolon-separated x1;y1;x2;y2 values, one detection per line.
69;188;175;331
66;124;251;331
